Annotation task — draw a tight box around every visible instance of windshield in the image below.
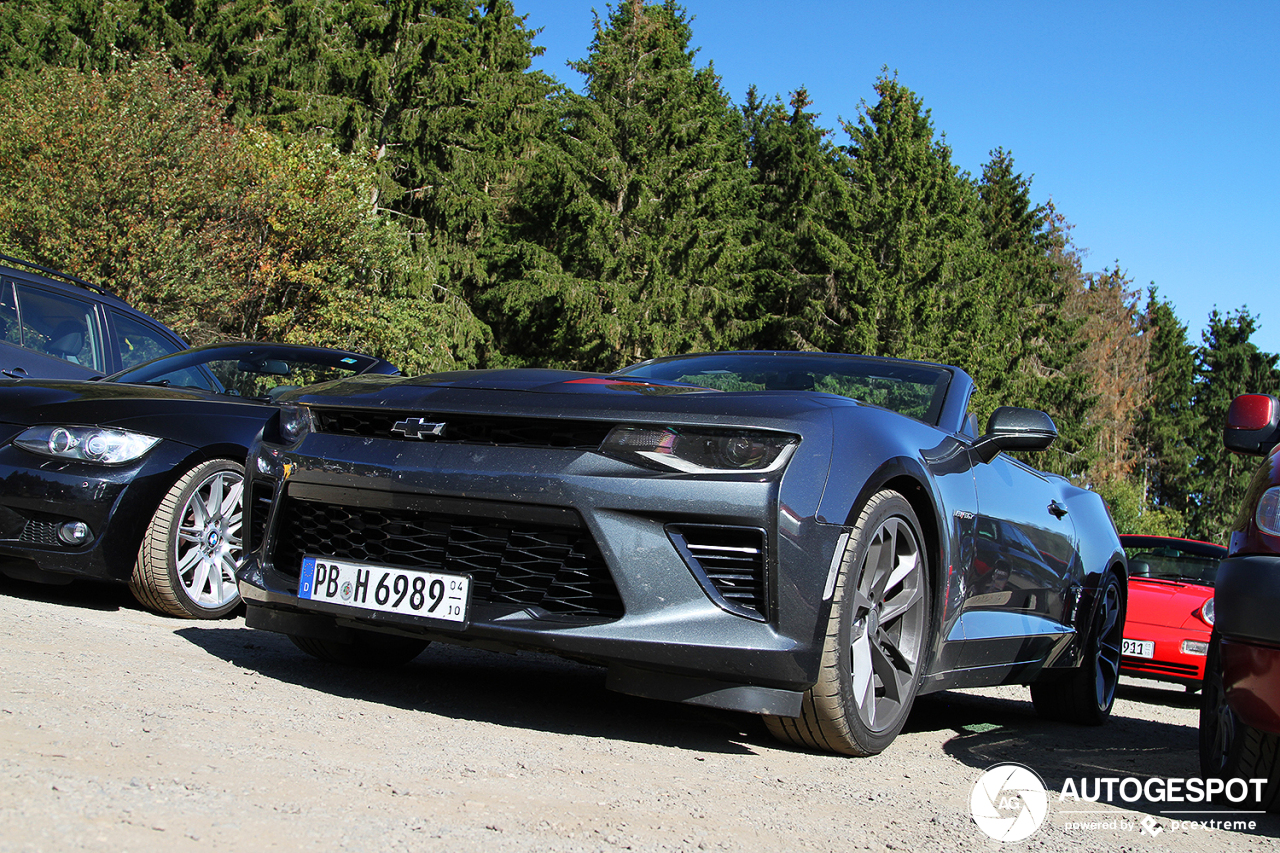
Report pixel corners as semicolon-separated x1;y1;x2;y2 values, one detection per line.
616;352;953;424
1123;546;1223;585
111;346;381;400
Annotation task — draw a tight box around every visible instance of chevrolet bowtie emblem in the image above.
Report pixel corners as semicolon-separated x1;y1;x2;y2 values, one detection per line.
391;418;447;439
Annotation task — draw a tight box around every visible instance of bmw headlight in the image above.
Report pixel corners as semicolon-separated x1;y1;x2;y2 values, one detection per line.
601;426;798;473
14;425;160;465
278;405;314;444
1257;487;1280;538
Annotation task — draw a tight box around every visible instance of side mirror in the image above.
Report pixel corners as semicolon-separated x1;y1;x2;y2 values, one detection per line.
973;406;1058;464
1224;394;1280;457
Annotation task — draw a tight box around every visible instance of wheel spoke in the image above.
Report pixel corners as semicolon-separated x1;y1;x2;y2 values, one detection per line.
878;574;922;624
867;526;898;601
175;545;201;574
176;524;203;545
869;636;911;705
187;493;210;528
205;477;224;519
851;624;875;721
219;476;243;518
207;562;227;603
186;556;212;598
1099;591;1120;638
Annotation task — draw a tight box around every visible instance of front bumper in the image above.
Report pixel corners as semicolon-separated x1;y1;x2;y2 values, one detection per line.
1120;621;1211;686
0;432;194;582
237;435;845;715
1215;553;1280;733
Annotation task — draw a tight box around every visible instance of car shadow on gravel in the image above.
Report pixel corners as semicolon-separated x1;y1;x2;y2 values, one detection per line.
922;687;1280;836
177;625;768;755
0;572;143;613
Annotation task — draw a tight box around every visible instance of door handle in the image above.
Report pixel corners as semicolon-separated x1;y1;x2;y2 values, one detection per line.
2;366;27;378
1048;501;1069;519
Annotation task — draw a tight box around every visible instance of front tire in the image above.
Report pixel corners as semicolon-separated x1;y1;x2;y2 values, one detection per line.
766;490;931;756
129;459;244;619
1200;634;1280;811
1031;570;1123;725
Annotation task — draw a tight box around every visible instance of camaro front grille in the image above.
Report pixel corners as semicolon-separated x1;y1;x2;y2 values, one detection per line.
270;495;623;620
311;408;613;450
668;524;768;620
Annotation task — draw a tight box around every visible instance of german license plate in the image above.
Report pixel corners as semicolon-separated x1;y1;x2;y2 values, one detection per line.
299;556;469;624
1122;638;1155;659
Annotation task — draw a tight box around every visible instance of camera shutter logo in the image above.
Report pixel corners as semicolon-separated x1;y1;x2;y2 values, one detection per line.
970;763;1049;842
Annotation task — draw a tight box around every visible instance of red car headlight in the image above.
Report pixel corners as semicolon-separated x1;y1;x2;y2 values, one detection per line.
1199;597;1215;627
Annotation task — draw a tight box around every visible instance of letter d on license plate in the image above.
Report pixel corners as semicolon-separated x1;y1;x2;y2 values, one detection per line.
299;556;469;624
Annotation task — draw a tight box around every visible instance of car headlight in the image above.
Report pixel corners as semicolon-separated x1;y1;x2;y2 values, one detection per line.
14;425;160;465
600;426;797;473
1199;597;1214;627
278;405;314;444
1257;487;1280;537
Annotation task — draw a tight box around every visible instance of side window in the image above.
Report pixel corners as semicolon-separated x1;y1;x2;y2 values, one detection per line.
113;311;184;370
13;284;104;372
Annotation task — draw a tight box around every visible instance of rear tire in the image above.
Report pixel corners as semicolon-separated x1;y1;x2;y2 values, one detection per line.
1199;634;1280;811
289;631;428;668
766;490;931;756
1031;570;1123;725
129;459;244;619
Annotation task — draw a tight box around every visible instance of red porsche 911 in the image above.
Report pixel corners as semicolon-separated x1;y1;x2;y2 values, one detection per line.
1120;534;1227;690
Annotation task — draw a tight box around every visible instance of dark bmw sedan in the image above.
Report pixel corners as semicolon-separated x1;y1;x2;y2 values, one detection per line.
0;342;398;618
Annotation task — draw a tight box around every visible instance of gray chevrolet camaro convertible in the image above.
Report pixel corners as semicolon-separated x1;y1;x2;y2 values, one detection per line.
237;351;1126;755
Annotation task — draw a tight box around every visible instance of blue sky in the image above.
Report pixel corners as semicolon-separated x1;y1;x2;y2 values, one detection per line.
514;0;1280;358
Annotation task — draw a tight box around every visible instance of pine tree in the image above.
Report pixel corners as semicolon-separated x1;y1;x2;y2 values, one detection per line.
1186;309;1280;541
487;0;754;369
840;73;986;365
742;87;859;352
1134;291;1199;527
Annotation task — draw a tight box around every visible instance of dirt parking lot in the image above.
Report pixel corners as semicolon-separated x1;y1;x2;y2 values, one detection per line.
1;576;1275;852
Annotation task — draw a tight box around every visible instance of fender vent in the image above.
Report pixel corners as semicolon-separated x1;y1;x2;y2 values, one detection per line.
668;524;768;621
247;482;274;553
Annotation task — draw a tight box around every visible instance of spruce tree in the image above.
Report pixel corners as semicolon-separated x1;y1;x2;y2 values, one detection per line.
488;0;753;369
1187;309;1280;541
743;87;860;352
840;73;986;365
1134;292;1199;527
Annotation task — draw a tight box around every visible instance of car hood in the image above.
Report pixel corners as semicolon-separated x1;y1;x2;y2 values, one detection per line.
1126;578;1214;630
288;368;854;430
0;377;267;431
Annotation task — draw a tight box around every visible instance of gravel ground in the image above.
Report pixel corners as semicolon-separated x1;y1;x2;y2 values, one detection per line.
1;575;1275;852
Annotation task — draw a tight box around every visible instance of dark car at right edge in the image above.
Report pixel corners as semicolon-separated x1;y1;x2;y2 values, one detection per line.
1201;392;1280;811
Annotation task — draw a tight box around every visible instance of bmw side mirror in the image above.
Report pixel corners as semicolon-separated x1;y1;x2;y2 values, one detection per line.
973;406;1058;464
1224;394;1280;457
